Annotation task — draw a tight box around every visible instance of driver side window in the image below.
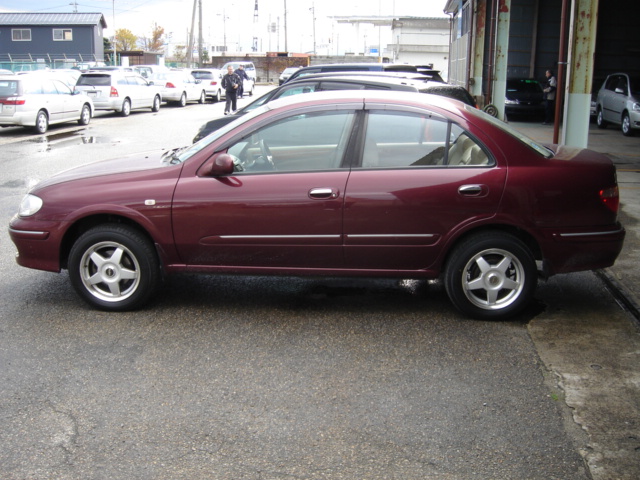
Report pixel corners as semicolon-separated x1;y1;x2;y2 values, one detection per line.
227;110;356;173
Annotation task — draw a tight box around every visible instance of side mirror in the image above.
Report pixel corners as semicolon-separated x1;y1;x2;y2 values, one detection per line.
201;153;235;176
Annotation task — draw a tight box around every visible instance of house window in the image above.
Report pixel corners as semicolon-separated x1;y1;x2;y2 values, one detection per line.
53;29;73;41
12;29;32;41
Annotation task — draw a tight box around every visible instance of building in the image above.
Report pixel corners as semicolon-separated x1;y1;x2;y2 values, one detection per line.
0;12;107;70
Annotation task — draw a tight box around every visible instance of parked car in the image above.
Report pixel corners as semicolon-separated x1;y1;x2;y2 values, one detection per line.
284;63;419;83
75;71;162;116
9;90;624;319
279;67;301;85
596;73;640;136
149;70;206;106
191;68;224;102
133;64;170;79
0;73;93;133
221;61;256;95
193;72;476;142
504;78;545;119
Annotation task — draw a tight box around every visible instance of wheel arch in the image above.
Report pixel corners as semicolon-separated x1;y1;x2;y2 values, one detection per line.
59;214;161;270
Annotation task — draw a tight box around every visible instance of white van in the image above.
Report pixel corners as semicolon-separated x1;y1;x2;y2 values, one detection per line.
222;61;255;96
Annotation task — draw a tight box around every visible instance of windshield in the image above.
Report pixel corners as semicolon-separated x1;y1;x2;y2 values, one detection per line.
174;103;273;163
464;105;553;158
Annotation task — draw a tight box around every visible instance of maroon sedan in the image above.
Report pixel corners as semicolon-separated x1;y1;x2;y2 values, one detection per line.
8;91;625;319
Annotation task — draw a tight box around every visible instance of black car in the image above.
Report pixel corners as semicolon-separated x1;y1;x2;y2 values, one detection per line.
284;63;419;83
504;78;545;119
193;73;475;142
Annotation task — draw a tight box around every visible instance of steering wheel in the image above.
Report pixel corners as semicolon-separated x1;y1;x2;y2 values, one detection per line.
258;139;276;170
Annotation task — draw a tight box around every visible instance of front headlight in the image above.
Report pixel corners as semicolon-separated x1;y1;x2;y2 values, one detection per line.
632;102;640;112
19;194;43;217
504;98;518;105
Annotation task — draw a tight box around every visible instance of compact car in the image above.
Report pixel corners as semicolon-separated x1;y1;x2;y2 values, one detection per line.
75;71;162;116
191;68;224;102
149;70;206;106
279;67;301;85
0;73;93;133
504;78;545;119
596;73;640;136
8;91;624;319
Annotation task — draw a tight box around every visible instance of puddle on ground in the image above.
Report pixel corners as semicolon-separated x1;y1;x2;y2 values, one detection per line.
27;130;121;152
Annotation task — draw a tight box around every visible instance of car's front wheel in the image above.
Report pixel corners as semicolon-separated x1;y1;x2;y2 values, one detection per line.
444;232;537;320
78;104;91;125
621;112;634;136
68;224;161;311
596;107;608;129
151;95;161;112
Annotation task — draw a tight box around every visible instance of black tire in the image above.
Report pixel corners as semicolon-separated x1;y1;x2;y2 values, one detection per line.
120;98;131;117
151;95;161;112
178;92;187;107
198;90;206;104
34;110;48;134
596;107;607;129
78;104;91;125
444;232;537;320
621;112;634;136
68;224;161;311
213;89;221;102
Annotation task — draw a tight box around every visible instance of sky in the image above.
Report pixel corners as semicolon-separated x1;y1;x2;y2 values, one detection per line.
0;0;450;55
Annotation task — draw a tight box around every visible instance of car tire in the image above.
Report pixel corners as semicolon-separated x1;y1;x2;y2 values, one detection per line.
444;232;537;320
78;104;91;125
198;90;206;104
151;95;161;112
621;112;634;136
68;224;161;311
248;81;254;96
34;110;49;134
596;107;608;129
179;92;187;107
120;98;131;117
214;89;221;102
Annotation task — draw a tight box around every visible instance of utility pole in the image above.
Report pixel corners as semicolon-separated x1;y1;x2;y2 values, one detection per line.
187;0;197;67
284;0;288;52
252;0;259;52
198;0;203;66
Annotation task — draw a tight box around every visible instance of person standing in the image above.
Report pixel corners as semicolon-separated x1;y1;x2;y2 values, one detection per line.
222;65;241;115
235;65;250;99
542;69;557;125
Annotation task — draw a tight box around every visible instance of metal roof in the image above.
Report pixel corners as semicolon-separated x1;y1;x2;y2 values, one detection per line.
0;13;107;28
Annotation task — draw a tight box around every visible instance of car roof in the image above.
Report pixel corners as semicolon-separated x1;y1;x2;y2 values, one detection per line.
285;74;429;91
287;71;434;82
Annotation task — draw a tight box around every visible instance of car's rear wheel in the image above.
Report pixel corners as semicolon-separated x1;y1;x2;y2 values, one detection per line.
621;112;634;136
68;224;161;311
178;92;187;107
596;107;608;129
213;89;221;102
198;90;206;104
120;98;131;117
444;232;537;320
78;104;91;125
151;95;161;112
34;110;48;134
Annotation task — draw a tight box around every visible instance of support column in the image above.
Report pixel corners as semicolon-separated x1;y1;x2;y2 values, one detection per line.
492;0;511;121
470;0;487;102
562;0;599;147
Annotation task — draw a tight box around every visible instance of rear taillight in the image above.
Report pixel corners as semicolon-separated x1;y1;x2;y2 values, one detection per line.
210;81;218;86
2;97;26;105
166;82;176;88
600;186;620;213
109;86;119;97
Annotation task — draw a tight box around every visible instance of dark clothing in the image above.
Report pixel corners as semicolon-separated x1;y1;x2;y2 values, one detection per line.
543;75;557;124
234;68;249;98
222;72;241;113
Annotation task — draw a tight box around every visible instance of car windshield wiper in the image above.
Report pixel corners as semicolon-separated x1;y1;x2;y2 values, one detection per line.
161;146;188;165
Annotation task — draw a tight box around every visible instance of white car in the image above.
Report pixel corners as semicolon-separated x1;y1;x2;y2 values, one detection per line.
75;71;162;116
0;73;93;133
191;68;224;102
150;71;206;106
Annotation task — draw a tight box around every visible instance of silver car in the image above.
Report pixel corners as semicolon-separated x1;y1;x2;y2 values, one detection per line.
75;71;162;116
149;71;206;106
0;73;93;134
596;73;640;136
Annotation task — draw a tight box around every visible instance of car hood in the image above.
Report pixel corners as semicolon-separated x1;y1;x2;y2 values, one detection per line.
32;149;177;191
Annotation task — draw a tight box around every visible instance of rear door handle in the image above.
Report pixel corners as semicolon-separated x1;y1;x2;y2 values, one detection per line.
309;188;339;199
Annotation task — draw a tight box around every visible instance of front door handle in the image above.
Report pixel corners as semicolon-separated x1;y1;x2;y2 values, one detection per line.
458;184;487;197
309;188;339;199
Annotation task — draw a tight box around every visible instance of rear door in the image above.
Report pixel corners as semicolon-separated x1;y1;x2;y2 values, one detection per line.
343;107;507;271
